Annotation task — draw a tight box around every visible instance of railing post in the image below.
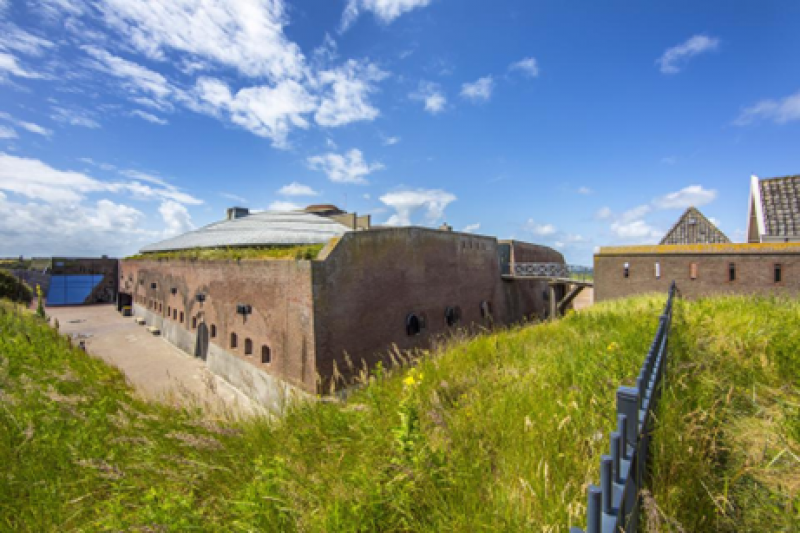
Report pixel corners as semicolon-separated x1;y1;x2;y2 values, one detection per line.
587;485;602;533
610;431;622;483
617;387;640;456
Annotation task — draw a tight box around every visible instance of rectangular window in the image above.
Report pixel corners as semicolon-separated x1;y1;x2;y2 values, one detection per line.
690;263;698;280
623;262;630;278
775;264;782;283
655;262;661;279
729;263;736;282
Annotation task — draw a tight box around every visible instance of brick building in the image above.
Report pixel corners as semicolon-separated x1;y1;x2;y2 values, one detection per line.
119;206;565;410
595;175;800;302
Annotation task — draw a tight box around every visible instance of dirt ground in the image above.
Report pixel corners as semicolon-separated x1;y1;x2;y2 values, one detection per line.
573;287;594;311
47;304;263;417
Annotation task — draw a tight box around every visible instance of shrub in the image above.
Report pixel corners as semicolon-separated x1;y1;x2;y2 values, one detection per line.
0;269;33;304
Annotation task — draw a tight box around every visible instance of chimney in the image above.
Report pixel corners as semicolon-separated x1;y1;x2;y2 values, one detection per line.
226;207;250;220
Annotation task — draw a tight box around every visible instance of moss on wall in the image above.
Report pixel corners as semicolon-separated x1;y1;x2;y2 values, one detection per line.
127;245;324;262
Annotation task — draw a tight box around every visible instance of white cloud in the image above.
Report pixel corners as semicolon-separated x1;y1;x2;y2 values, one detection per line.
51;107;101;129
595;206;613;220
0;51;46;79
131;109;168;125
509;57;539;78
0;152;202;206
460;76;494;102
734;90;800;126
0;24;55;57
652;185;717;209
341;0;432;31
0;125;16;139
278;182;319;196
620;204;652;222
577;186;592;195
314;60;388;127
525;219;557;236
462;223;480;233
220;192;247;204
267;200;302;211
159;200;194;237
0;194;152;257
98;0;305;81
410;81;446;114
380;188;456;226
17;121;52;137
661;156;678;165
82;45;174;101
382;135;400;146
307;148;383;184
657;34;719;74
193;77;317;148
610;219;661;240
0;152;107;203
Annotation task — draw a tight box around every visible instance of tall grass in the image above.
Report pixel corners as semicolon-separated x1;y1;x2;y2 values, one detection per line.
1;294;797;531
648;295;800;531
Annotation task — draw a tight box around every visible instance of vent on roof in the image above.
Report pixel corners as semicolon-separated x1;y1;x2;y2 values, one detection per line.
226;207;250;220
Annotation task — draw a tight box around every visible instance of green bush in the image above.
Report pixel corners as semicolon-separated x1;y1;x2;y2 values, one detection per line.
0;269;33;305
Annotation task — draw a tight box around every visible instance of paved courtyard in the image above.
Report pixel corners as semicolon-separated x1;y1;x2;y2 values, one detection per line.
47;304;263;416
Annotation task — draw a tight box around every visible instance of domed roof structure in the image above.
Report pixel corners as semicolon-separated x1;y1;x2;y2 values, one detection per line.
140;209;351;253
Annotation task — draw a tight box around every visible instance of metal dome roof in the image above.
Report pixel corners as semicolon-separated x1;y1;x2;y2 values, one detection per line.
140;210;351;253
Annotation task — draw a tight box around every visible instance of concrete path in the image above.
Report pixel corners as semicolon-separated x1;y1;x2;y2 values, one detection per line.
47;304;263;417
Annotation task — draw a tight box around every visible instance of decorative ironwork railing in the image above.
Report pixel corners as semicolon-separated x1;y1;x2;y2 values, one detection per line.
570;281;677;533
512;262;570;278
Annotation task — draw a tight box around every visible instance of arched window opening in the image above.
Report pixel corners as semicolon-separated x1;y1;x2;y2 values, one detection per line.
192;316;197;329
445;306;460;327
180;311;184;323
173;309;177;320
480;301;492;319
210;324;217;338
623;262;630;278
230;332;238;349
244;338;253;355
406;313;421;336
261;345;271;364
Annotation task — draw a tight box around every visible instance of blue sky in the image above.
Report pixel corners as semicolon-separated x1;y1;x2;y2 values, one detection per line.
1;0;800;264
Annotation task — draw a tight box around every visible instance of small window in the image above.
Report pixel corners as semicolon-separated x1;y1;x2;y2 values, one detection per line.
210;324;217;338
180;311;184;323
729;263;736;282
230;333;238;349
167;306;171;316
623;262;630;278
173;309;177;320
261;345;271;364
445;306;460;327
480;300;492;319
192;316;197;329
690;263;698;280
406;313;421;336
244;338;253;355
655;262;661;279
775;264;782;283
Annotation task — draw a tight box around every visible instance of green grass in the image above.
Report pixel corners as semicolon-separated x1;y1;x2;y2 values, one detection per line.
648;295;800;531
0;294;797;532
126;245;324;262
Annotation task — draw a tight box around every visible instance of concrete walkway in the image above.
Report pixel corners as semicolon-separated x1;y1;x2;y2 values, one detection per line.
47;304;263;417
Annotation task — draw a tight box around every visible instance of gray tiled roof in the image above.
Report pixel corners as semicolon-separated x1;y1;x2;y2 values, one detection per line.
759;176;800;237
140;211;350;253
660;207;730;245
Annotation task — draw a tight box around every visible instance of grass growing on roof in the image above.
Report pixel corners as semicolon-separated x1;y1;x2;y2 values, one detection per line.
126;244;324;261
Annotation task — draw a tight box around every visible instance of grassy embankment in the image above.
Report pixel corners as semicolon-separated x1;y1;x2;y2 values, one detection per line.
0;294;797;531
0;269;33;305
126;245;324;262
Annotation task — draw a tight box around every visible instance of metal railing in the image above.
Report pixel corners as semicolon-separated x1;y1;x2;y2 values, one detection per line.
570;281;677;533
